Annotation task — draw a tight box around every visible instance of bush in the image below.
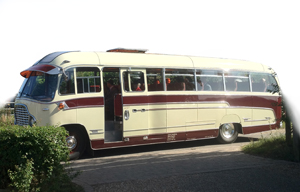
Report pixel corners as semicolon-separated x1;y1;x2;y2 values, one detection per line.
0;125;79;191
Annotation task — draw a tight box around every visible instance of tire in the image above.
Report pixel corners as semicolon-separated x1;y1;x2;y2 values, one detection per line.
217;123;238;144
66;127;86;160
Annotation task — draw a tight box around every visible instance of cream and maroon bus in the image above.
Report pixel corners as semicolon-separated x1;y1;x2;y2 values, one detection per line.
15;48;281;160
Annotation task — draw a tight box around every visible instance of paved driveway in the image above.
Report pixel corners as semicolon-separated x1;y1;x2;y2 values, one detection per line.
71;129;300;192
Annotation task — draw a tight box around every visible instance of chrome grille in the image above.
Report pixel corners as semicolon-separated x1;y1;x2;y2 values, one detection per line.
15;104;30;126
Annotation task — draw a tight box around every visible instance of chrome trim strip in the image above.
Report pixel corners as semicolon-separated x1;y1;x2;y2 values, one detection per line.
245;119;268;122
90;129;104;131
124;93;280;97
243;118;251;121
149;127;167;131
124;101;230;106
90;132;104;135
124;127;220;137
244;117;273;122
125;123;217;133
89;129;104;135
124;128;148;132
189;123;216;126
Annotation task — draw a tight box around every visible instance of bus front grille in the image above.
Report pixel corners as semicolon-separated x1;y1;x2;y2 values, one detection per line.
15;105;30;126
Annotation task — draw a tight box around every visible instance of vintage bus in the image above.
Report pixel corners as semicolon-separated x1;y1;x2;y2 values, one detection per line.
15;48;281;160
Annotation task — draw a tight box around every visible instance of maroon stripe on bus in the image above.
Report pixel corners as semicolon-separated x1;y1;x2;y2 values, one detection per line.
90;129;219;150
243;124;277;134
123;95;279;108
186;129;218;139
252;95;280;108
123;95;226;105
65;97;104;108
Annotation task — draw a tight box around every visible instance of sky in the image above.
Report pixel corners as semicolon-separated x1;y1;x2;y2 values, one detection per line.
0;0;299;128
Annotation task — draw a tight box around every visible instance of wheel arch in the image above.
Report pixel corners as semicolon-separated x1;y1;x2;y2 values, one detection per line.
220;114;243;132
220;114;241;125
61;124;90;146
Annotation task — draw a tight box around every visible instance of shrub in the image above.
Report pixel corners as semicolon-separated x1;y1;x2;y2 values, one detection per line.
0;125;78;191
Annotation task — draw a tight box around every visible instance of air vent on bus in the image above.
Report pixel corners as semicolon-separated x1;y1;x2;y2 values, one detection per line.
107;48;148;53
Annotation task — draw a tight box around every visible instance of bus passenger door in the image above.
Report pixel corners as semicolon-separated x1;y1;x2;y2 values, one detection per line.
103;67;123;143
121;69;149;139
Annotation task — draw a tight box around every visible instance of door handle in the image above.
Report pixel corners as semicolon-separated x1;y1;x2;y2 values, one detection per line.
132;109;146;113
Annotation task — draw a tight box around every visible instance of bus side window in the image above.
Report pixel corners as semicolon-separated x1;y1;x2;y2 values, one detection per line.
225;71;250;92
123;71;145;92
165;69;195;91
59;68;75;95
76;67;101;93
196;70;224;91
146;68;164;91
251;73;278;93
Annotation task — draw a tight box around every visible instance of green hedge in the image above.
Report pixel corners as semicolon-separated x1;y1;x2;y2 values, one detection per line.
0;125;77;191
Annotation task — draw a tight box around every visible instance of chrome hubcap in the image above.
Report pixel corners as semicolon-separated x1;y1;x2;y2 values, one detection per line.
66;136;77;150
221;123;235;138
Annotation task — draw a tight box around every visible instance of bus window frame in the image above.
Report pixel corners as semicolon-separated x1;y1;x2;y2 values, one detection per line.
122;69;147;93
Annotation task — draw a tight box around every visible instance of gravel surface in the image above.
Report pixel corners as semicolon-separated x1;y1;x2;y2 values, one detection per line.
93;163;300;192
70;129;300;192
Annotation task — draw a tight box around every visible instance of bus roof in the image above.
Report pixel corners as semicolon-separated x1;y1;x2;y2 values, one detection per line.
27;50;271;74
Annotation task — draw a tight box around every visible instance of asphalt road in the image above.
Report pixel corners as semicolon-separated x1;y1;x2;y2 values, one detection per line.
70;129;300;192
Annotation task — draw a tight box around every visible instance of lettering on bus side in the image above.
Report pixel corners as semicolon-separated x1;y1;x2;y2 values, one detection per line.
167;133;177;141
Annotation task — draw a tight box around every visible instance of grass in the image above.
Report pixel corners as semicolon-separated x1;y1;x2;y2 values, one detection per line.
0;108;14;126
242;131;296;162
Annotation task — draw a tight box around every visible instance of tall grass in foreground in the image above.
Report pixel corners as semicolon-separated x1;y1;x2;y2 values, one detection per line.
242;132;295;162
0;108;14;126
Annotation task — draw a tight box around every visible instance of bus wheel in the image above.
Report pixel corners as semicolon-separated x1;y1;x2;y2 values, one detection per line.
66;127;86;160
217;123;238;144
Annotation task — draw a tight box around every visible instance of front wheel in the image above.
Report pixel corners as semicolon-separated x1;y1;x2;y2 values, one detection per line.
66;127;86;160
217;123;238;144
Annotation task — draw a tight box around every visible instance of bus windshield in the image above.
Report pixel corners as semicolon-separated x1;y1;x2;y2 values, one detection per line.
19;71;58;102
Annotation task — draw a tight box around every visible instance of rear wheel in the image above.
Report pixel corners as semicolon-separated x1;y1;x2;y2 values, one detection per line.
217;123;238;144
66;127;86;160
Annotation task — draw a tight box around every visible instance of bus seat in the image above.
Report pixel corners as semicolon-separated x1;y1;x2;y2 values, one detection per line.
148;84;154;91
114;94;122;117
157;83;164;91
90;85;100;92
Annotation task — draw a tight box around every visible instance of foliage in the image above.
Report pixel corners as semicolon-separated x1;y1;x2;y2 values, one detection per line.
0;108;14;126
0;125;80;191
103;71;119;84
242;131;295;162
